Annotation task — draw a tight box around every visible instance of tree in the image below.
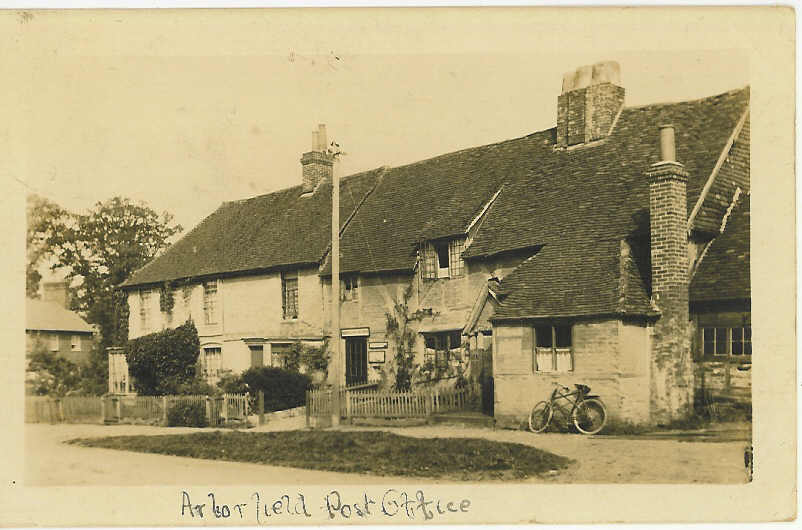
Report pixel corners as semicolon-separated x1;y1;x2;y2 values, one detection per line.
44;196;182;351
26;194;68;298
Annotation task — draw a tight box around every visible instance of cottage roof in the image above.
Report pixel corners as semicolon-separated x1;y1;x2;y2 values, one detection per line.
122;169;382;288
690;194;750;303
26;299;94;333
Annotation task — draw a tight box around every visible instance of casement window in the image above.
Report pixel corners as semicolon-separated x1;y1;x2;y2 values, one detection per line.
423;330;463;372
70;335;81;352
282;271;299;319
49;334;59;352
201;346;223;383
139;289;151;331
534;325;573;373
421;237;466;279
341;275;359;302
270;343;291;369
702;327;752;357
203;280;219;325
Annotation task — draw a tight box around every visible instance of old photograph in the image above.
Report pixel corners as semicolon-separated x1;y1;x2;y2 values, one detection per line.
3;6;795;526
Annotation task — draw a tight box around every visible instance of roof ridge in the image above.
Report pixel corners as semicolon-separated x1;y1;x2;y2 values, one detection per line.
623;85;750;111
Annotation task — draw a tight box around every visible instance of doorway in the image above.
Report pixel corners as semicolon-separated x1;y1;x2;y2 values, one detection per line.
345;337;368;386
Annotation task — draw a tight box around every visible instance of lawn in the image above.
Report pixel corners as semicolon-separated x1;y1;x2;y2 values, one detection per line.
68;430;572;480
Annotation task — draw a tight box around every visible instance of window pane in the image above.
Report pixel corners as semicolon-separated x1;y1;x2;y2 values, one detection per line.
448;331;462;350
424;335;436;349
731;327;743;355
556;350;573;372
555;326;572;348
535;326;552;348
435;243;449;269
715;328;728;354
448;239;465;278
744;326;752;355
535;349;554;372
703;328;715;355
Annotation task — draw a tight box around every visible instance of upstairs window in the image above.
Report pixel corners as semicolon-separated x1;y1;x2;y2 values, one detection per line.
282;271;299;320
534;324;573;373
203;280;218;325
341;275;359;302
139;289;151;331
422;237;465;279
702;327;751;357
182;285;193;321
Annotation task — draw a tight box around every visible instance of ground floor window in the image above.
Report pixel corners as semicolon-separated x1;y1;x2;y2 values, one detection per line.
702;326;752;357
534;324;573;372
248;344;264;368
270;343;291;369
201;346;223;383
423;330;463;373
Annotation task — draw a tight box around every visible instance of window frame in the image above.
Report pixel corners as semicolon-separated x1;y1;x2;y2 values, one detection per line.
421;237;466;280
139;289;151;331
341;275;359;302
533;324;574;373
202;280;219;325
201;346;223;383
701;326;752;360
70;334;81;352
422;330;463;374
281;271;299;320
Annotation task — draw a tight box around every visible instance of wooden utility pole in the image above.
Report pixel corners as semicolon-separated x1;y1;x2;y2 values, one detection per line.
330;142;343;427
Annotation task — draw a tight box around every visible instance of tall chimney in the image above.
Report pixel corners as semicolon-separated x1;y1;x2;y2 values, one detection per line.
300;124;334;193
646;124;693;423
43;280;69;309
557;61;625;147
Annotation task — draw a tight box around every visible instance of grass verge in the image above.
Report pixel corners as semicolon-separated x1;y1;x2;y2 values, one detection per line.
68;430;571;480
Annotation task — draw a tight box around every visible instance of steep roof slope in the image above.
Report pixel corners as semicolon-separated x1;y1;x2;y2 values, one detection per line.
26;299;94;333
122;169;382;288
690;194;750;303
465;87;750;259
331;130;555;274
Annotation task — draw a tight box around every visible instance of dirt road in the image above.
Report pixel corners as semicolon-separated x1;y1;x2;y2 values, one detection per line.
24;421;750;486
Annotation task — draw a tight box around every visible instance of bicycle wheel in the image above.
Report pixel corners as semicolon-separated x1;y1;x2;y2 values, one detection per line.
572;398;607;435
528;401;553;433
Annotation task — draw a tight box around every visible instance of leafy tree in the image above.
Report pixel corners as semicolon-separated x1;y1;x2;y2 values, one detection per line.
125;321;200;396
42;196;182;351
26;340;83;396
26;194;68;298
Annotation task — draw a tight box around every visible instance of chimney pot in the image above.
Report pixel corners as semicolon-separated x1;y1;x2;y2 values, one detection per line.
317;124;328;151
658;125;677;163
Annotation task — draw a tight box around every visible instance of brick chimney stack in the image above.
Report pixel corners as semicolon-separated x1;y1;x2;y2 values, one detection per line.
300;124;334;193
557;61;625;147
43;280;69;309
647;124;693;423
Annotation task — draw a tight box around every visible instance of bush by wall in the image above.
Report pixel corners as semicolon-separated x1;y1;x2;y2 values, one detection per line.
166;401;208;427
233;367;312;412
125;321;200;396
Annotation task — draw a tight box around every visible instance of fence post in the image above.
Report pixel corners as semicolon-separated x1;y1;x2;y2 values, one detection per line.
100;396;106;424
205;396;212;426
305;390;310;428
257;390;265;426
57;398;65;423
162;396;168;425
223;394;229;423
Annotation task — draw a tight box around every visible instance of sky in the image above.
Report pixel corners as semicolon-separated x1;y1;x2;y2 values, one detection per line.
16;10;749;279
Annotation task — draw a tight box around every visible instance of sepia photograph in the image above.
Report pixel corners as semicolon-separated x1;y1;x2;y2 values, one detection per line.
2;5;796;526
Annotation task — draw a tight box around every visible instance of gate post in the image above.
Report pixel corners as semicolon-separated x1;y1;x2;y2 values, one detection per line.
100;396;106;424
162;396;168;425
257;390;265;426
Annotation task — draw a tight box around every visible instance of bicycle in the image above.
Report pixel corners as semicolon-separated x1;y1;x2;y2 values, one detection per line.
528;382;607;435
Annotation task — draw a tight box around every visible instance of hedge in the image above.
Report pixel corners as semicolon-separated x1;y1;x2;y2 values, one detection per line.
125;320;200;396
235;367;312;412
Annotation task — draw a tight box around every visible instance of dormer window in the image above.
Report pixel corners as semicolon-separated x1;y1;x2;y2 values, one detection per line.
422;238;465;279
341;275;359;302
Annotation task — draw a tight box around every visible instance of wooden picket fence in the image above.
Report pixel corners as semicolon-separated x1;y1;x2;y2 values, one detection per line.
306;383;480;425
25;393;250;426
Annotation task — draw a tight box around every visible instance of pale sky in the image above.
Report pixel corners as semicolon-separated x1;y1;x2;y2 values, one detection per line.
17;10;749;243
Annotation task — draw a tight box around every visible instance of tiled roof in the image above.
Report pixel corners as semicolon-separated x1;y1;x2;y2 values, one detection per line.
464;88;750;260
329;131;554;274
492;237;655;320
122;170;382;288
26;299;94;333
690;194;750;303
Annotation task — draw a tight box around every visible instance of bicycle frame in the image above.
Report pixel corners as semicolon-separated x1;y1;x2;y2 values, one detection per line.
547;385;585;424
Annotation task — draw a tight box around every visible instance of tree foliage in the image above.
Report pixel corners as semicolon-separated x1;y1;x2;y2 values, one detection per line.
26;340;83;396
125;321;200;396
26;194;68;298
36;196;182;350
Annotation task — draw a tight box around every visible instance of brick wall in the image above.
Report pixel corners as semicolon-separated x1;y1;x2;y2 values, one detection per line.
647;161;694;422
493;318;651;427
301;151;334;192
557;83;625;147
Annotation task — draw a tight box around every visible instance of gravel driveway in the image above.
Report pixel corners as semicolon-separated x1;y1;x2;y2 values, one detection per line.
24;421;750;486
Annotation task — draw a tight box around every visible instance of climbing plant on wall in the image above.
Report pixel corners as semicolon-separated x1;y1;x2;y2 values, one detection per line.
384;285;433;392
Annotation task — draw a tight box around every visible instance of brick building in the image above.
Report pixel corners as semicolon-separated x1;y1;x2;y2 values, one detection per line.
119;61;750;424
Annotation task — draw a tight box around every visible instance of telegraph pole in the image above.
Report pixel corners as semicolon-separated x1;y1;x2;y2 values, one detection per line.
329;141;344;427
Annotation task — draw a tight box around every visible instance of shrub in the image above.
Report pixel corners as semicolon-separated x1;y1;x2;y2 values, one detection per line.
27;342;83;396
235;366;311;412
166;401;208;427
125;321;200;395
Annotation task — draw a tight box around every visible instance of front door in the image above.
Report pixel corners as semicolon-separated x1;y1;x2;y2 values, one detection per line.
345;337;368;386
